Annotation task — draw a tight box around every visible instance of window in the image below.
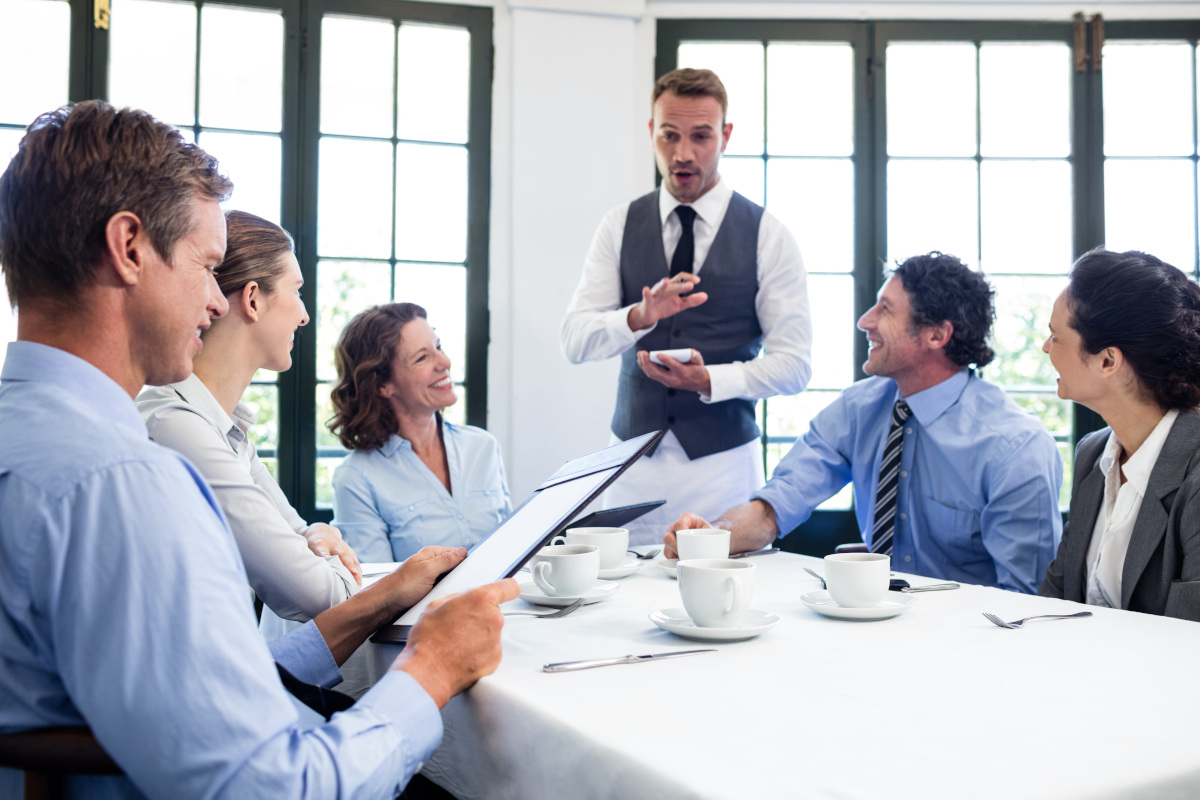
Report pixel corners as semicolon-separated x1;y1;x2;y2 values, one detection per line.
0;0;71;373
659;18;1200;549
0;0;491;520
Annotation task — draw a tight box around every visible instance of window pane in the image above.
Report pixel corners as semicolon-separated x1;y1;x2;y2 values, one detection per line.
316;383;339;448
0;0;69;126
1103;42;1194;157
1105;159;1196;271
395;143;467;263
442;384;466;426
109;0;197;126
987;275;1064;391
318;137;393;259
1056;440;1073;509
766;158;853;273
396;23;469;144
887;43;977;157
806;275;855;390
766;43;853;157
199;4;283;133
980;43;1069;158
394;263;466;383
678;41;764;156
1;128;25;170
198;131;282;223
316;260;392;381
887;159;978;267
316;457;341;509
0;284;15;375
321;15;394;138
720;156;764;206
980;160;1071;275
241;384;279;451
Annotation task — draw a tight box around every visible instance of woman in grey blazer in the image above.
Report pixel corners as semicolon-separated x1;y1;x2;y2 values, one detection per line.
1039;248;1200;622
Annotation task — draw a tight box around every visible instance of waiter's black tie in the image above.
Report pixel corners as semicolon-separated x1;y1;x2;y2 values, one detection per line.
870;399;912;556
669;205;697;277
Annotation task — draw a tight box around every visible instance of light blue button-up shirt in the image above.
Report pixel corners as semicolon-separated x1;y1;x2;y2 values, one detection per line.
755;370;1062;593
333;422;513;562
0;342;441;799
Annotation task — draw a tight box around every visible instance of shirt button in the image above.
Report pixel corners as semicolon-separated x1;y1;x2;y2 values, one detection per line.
458;514;464;520
905;427;913;435
408;505;415;511
899;512;907;520
900;470;907;478
904;555;912;563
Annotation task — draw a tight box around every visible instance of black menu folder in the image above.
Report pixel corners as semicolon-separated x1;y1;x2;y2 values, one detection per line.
371;430;663;644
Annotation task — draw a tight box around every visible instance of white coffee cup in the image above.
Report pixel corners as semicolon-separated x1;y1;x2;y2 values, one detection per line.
530;544;599;597
823;552;890;608
552;527;629;569
677;558;756;628
676;528;731;561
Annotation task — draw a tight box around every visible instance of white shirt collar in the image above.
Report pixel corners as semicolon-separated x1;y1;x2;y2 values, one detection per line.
657;174;732;228
1100;408;1180;495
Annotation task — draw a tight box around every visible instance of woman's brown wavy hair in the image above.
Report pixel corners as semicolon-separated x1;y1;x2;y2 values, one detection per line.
327;302;427;451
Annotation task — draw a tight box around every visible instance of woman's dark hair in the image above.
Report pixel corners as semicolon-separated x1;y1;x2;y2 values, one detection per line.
327;302;428;451
1066;247;1200;410
891;251;996;369
217;210;294;297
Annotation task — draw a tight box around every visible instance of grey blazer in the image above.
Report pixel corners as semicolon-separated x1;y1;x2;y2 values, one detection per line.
1039;408;1200;622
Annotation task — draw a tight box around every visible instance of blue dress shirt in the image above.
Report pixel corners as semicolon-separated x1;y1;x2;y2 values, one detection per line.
333;422;513;562
754;370;1063;593
0;342;441;799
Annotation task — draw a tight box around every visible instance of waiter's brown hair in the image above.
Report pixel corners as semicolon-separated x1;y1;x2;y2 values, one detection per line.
652;68;728;121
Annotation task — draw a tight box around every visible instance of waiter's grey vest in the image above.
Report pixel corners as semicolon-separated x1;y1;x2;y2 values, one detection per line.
612;189;764;460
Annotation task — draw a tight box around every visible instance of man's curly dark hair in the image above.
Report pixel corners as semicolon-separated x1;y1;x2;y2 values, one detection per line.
890;252;996;369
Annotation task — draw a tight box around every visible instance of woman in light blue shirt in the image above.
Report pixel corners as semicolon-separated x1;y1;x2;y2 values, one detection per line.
329;303;512;562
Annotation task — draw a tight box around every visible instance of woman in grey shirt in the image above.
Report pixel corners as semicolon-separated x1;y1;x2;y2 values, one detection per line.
138;210;361;631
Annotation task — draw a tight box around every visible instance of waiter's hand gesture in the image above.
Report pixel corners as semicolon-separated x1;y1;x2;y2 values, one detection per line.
637;348;711;395
626;272;708;332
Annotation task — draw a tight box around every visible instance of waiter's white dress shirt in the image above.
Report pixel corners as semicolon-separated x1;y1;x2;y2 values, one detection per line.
1086;409;1179;608
561;176;812;543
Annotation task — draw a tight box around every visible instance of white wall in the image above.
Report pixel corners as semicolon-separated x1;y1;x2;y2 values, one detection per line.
483;0;1200;499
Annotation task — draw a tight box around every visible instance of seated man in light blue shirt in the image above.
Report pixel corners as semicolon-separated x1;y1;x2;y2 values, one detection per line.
0;100;517;799
665;252;1063;593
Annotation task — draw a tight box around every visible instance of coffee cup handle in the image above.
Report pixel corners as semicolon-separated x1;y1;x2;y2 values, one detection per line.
532;562;556;595
550;535;567;547
725;576;740;616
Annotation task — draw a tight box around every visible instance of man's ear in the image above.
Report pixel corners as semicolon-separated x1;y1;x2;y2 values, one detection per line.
104;211;149;286
720;121;733;152
240;281;262;321
926;320;954;352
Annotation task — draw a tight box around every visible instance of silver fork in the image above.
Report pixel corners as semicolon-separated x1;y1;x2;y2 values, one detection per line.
982;610;1092;629
803;567;827;590
628;547;662;560
504;598;587;618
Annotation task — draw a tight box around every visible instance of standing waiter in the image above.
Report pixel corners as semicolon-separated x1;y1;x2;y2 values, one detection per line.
561;68;812;545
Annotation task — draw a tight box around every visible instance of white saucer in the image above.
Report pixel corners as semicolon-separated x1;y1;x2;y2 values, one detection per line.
649;607;779;641
516;578;621;607
659;558;679;578
800;590;917;620
598;554;642;580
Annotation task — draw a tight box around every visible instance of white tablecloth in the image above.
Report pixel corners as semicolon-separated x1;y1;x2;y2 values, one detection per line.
372;552;1200;800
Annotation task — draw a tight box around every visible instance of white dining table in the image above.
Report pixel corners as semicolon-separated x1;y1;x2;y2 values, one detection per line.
370;550;1200;800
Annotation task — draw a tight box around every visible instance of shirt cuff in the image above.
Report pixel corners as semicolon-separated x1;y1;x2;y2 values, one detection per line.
751;482;797;535
268;619;343;689
611;305;656;345
701;363;747;404
356;670;444;771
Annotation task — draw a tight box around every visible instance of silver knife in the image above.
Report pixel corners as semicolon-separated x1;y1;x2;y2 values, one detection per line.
543;649;717;673
900;582;960;593
730;547;780;559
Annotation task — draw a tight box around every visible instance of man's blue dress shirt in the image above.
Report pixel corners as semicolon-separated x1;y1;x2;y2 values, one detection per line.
754;370;1063;593
333;424;512;562
0;343;441;799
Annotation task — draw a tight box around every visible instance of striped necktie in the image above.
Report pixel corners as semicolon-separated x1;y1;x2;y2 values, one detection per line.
871;399;912;556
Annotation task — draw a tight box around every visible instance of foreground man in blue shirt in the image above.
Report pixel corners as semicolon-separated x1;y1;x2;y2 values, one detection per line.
665;252;1063;593
0;100;518;798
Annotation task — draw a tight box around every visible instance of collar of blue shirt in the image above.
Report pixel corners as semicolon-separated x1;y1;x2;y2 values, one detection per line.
901;368;972;428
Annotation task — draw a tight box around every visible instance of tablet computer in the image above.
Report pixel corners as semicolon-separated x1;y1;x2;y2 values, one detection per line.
568;500;666;529
371;430;663;644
